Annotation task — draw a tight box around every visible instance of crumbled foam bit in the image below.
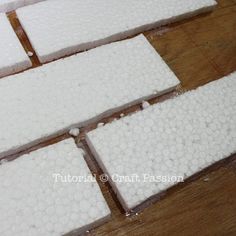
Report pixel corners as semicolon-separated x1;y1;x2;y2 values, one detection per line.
203;177;210;182
0;0;45;13
0;139;110;236
16;0;216;63
97;123;104;128
142;101;150;109
0;35;179;159
86;73;236;211
27;51;34;57
0;14;31;78
69;128;80;137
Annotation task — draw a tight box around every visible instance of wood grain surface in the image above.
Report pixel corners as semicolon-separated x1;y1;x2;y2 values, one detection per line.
3;0;236;235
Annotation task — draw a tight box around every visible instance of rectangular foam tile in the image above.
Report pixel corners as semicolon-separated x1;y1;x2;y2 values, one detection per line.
0;35;180;158
0;0;45;13
0;14;31;78
16;0;217;63
86;73;236;212
0;139;110;236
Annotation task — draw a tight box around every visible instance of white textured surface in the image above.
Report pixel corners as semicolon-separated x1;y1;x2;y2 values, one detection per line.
0;139;110;236
17;0;217;63
0;14;31;78
0;0;44;13
86;73;236;210
0;35;179;158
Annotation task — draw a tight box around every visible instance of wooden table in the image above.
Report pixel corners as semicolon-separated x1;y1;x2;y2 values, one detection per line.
6;0;236;235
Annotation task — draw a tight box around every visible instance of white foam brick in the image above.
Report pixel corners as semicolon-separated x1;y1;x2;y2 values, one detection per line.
86;73;236;211
0;35;179;158
0;14;31;78
0;139;110;236
16;0;217;63
0;0;44;13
